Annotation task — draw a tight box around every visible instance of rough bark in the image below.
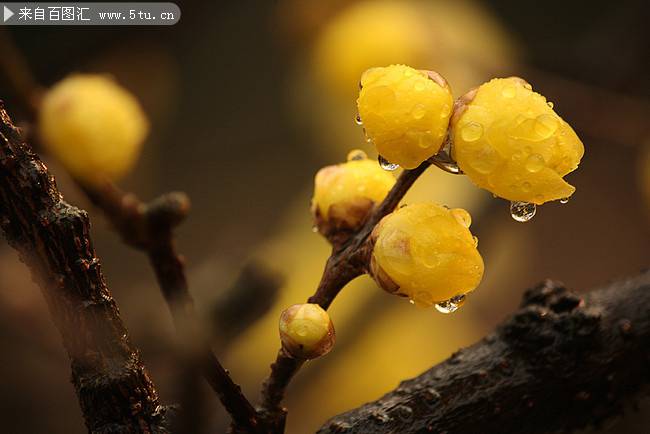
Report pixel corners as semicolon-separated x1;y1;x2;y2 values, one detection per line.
0;103;173;433
319;271;650;434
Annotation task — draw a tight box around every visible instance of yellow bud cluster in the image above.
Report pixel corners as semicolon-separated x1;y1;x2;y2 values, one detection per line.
279;303;335;359
370;203;483;307
357;65;453;169
39;74;149;185
312;150;395;241
451;77;584;204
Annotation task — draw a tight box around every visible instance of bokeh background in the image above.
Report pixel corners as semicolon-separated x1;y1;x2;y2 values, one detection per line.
0;0;649;433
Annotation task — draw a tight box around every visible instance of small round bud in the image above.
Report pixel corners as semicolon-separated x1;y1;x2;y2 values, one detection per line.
451;77;584;204
312;150;395;243
38;74;149;185
370;203;483;307
357;64;454;169
279;303;335;359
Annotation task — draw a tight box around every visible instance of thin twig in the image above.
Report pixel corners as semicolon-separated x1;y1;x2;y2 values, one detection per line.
81;182;261;431
259;160;431;429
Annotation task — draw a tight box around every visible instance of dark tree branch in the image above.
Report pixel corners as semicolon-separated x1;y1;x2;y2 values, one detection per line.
0;103;174;433
318;271;650;434
80;181;260;431
0;32;261;428
259;160;431;429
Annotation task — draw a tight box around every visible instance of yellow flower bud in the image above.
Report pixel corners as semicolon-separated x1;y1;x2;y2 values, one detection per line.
312;150;395;243
279;303;335;359
357;64;454;169
38;74;149;185
451;77;584;205
370;203;483;308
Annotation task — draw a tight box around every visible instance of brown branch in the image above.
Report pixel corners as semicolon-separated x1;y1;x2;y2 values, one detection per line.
258;160;431;430
318;271;650;433
0;103;174;432
0;30;259;429
80;181;260;431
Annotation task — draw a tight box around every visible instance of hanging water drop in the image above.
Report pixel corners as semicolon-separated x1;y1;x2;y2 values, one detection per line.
347;149;367;161
430;146;463;174
312;225;319;233
510;201;536;222
355;113;363;125
435;294;467;314
559;197;570;204
378;155;399;171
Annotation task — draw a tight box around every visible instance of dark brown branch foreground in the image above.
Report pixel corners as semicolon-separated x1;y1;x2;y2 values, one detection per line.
79;179;260;431
319;271;650;433
258;160;431;430
0;104;174;432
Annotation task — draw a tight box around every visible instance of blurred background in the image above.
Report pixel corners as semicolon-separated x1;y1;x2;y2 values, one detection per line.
0;0;648;432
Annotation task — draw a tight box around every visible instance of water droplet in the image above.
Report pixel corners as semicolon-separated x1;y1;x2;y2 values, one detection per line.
472;236;479;247
534;114;559;139
559;197;570;204
522;181;532;192
347;149;367;161
412;104;426;120
523;83;532;90
409;299;415;305
435;294;467;314
378;155;399;171
312;225;319;233
460;122;484;142
501;85;517;98
355;113;363;125
525;154;545;173
451;208;472;228
430;148;463;174
547;101;554;109
510;201;537;222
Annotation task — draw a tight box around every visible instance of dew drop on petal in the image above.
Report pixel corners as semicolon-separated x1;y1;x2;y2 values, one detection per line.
534;114;559;139
378;155;399;171
347;149;367;161
547;101;554;109
525;154;545;173
460;122;484;142
435;294;467;314
412;104;426;120
473;236;479;247
355;113;363;125
560;197;570;204
510;201;537;222
451;208;472;228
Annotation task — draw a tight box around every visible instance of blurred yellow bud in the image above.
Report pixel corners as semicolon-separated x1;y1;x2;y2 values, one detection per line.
312;150;395;243
370;203;483;308
39;74;149;185
451;77;584;205
279;303;335;359
357;65;453;169
312;0;431;98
